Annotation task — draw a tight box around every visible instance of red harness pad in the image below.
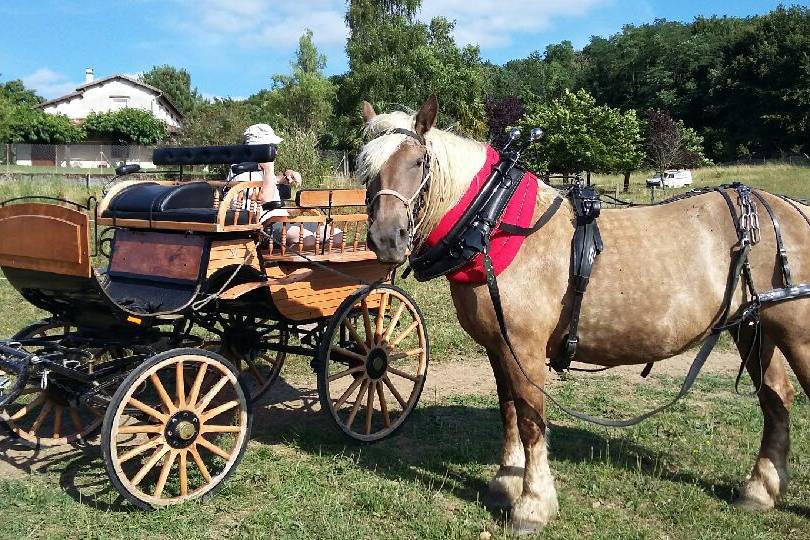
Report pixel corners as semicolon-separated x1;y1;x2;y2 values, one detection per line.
422;146;538;284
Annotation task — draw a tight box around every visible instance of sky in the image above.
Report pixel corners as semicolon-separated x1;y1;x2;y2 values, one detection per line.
0;0;800;101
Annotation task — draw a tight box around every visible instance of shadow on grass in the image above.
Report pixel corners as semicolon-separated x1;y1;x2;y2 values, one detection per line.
0;422;128;511
3;376;809;522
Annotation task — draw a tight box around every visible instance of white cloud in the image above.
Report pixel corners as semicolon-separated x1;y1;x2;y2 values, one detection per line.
420;0;609;47
169;0;606;61
22;68;80;99
176;0;348;51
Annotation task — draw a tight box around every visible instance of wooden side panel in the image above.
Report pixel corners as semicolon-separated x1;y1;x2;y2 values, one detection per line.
110;230;206;281
296;189;367;208
0;203;90;278
207;239;261;277
268;260;390;320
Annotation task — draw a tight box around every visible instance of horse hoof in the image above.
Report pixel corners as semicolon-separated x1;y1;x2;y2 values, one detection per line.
509;493;558;534
510;519;546;536
734;477;779;512
486;471;523;509
732;495;774;513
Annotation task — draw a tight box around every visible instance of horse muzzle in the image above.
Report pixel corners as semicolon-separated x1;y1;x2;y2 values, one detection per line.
367;221;409;265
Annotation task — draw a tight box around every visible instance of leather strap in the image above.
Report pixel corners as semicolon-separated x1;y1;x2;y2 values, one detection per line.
752;190;792;287
500;194;565;236
481;238;750;427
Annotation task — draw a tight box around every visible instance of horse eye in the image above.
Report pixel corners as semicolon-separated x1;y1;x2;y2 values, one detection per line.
415;158;424;167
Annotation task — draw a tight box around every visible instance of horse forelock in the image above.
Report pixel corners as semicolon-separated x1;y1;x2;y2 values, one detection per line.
357;111;488;238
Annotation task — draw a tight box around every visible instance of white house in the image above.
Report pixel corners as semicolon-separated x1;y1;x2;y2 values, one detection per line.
14;68;184;168
39;68;184;130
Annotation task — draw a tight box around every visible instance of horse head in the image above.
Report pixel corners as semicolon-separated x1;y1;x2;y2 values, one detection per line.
361;96;439;265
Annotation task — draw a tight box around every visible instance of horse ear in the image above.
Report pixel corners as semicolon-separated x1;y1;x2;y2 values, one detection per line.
362;101;377;123
415;95;438;136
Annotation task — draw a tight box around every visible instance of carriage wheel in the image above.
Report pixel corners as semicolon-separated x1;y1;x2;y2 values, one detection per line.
0;320;103;446
101;348;250;509
316;284;429;442
200;314;287;403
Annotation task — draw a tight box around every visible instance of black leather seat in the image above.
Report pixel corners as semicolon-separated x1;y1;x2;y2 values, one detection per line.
103;182;250;224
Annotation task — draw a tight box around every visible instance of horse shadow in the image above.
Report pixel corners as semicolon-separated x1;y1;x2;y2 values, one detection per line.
253;378;810;520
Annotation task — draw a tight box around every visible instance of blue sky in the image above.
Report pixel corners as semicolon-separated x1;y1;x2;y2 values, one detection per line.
0;0;798;100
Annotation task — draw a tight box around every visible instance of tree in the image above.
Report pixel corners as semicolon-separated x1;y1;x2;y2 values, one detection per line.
141;65;202;116
253;30;336;132
519;89;643;182
5;107;85;143
644;109;706;173
177;99;253;147
84;108;168;145
0;79;42;107
483;96;525;148
339;1;487;139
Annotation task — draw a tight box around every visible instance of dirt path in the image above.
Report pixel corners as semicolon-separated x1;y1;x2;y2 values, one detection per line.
421;349;746;400
0;349;746;480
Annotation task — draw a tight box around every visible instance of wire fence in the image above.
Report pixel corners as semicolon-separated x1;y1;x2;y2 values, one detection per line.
1;143;158;174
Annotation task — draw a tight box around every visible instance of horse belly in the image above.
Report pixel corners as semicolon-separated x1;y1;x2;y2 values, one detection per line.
572;206;736;365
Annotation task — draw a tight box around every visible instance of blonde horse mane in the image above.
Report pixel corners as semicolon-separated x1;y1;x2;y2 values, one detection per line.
357;111;487;239
357;110;562;239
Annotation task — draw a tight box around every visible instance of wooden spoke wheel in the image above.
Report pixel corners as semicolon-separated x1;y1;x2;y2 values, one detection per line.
101;348;250;509
201;314;287;403
0;320;103;446
317;284;429;442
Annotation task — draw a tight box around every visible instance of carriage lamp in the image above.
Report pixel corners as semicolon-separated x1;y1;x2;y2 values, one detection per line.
529;128;544;142
502;128;522;152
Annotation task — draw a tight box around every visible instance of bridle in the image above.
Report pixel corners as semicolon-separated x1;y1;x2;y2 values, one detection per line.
365;128;433;249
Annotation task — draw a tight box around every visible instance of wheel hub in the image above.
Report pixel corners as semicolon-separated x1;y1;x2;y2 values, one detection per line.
365;347;389;380
165;410;200;448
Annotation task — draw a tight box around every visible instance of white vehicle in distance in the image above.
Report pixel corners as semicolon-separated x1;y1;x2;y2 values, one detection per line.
646;169;694;188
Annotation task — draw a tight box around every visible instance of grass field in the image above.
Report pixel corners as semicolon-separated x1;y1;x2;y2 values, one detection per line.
1;164;810;538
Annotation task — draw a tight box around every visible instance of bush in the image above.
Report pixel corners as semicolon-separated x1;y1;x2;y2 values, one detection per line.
6;107;85;144
275;129;334;187
84;108;168;145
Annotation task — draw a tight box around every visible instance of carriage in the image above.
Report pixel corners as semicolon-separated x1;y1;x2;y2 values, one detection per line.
0;143;429;508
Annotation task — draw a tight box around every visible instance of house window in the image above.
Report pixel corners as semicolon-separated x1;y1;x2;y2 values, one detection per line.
111;96;129;110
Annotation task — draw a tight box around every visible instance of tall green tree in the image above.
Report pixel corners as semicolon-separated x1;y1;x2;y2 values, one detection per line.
141;65;202;116
251;30;336;132
340;0;487;138
178;99;253;147
519;89;643;181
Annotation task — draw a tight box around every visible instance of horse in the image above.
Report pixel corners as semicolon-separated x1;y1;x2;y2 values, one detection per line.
358;96;810;533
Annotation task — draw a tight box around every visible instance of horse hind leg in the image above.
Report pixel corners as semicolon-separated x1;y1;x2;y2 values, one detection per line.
732;325;794;511
485;349;525;509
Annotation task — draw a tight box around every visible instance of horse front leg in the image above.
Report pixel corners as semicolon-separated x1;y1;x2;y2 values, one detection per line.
485;349;525;509
499;343;559;533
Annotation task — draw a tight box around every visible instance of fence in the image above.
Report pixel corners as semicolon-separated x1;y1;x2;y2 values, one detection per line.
1;143;157;173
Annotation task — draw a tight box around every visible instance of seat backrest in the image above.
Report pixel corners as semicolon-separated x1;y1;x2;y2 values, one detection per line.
107;182;214;213
296;188;366;208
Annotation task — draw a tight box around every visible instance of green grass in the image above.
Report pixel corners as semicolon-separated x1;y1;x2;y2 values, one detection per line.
1;163;810;538
0;371;809;539
593;163;810;204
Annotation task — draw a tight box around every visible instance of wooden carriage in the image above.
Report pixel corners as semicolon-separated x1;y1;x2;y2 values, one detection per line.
0;144;429;509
